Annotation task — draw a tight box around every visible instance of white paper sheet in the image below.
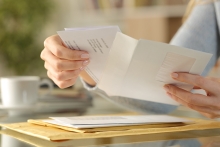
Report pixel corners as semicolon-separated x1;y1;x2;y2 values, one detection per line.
98;32;212;105
97;33;138;95
43;119;164;129
64;26;119;31
155;52;197;91
57;26;120;83
46;115;191;129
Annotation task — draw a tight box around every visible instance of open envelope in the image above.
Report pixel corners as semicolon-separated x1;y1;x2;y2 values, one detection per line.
97;33;212;105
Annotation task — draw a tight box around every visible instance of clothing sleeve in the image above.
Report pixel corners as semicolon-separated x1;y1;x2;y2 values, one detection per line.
80;74;177;114
170;2;219;76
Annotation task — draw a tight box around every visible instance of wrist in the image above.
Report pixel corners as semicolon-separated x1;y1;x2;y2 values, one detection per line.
79;70;96;86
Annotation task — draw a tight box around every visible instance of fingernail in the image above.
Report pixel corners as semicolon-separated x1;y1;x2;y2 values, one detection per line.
80;67;85;71
83;60;89;65
163;85;169;91
171;73;178;78
81;54;90;59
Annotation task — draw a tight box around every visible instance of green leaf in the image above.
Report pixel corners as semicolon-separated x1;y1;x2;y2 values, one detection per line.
0;0;54;75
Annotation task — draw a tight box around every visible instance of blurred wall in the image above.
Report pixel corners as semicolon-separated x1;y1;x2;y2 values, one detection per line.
2;0;219;79
43;0;220;78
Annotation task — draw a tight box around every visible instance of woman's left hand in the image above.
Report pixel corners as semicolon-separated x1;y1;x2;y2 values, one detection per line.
164;72;220;119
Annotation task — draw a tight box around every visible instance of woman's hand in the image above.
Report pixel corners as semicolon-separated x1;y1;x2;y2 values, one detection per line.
40;35;90;89
164;72;220;119
202;140;220;147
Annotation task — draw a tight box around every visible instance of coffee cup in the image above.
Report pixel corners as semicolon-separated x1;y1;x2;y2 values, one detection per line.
0;76;53;115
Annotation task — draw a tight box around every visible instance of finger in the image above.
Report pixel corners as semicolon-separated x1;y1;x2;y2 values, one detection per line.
193;77;220;89
199;112;219;119
47;71;77;89
193;106;220;119
167;92;219;119
171;73;220;94
47;70;53;80
202;141;220;147
43;49;90;71
193;86;201;89
40;48;47;61
164;84;217;107
207;76;220;82
56;78;77;89
44;35;90;60
45;62;82;81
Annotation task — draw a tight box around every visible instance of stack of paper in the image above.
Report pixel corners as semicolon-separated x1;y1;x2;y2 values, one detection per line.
42;115;191;129
58;26;212;105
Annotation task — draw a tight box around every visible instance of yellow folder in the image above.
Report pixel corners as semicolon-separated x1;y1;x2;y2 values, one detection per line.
1;116;220;141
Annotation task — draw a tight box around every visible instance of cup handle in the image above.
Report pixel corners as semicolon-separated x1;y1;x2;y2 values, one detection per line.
40;78;53;96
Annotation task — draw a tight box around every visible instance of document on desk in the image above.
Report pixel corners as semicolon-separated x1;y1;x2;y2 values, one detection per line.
44;115;191;129
57;26;120;83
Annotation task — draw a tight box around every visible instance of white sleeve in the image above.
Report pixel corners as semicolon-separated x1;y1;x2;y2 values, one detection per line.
79;77;176;114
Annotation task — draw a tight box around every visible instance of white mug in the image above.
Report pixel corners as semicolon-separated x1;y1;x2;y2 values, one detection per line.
0;76;53;108
1;135;31;147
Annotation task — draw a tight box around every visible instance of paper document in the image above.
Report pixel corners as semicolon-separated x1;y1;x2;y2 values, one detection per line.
57;26;120;83
44;115;191;129
58;26;212;105
98;32;212;105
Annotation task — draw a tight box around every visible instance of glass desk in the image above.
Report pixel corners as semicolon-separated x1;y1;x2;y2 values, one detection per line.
0;89;219;147
1;127;220;147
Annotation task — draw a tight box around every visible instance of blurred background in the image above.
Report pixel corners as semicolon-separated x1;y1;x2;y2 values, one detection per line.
0;0;219;85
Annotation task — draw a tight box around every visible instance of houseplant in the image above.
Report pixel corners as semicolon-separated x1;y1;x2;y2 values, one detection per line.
0;0;54;75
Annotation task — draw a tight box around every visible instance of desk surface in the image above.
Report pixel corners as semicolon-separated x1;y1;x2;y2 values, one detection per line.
1;128;220;147
0;89;220;147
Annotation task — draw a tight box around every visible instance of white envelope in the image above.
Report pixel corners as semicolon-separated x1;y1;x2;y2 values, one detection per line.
47;115;191;128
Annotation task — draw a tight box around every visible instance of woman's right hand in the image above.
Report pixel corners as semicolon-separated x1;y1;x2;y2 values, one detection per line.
40;35;90;89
